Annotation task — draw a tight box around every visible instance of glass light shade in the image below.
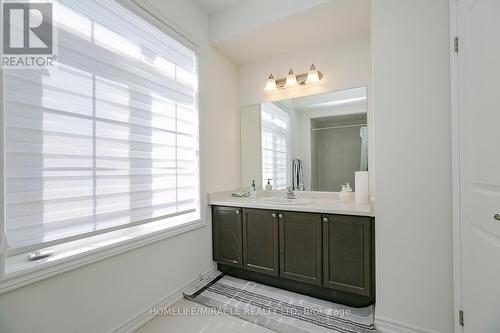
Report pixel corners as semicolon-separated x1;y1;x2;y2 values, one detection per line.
285;69;297;87
306;64;320;83
264;74;277;91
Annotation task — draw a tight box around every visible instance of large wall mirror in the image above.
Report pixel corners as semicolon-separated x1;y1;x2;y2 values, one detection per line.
241;86;368;192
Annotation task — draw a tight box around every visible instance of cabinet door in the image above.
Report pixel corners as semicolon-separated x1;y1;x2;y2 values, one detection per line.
242;208;279;276
212;206;243;267
279;211;322;285
323;214;374;296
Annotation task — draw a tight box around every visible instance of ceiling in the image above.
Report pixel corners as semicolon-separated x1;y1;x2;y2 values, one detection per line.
208;0;370;64
195;0;243;14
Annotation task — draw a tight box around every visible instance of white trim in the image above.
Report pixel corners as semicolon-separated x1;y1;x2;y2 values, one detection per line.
118;0;200;51
0;219;206;294
8;209;198;256
449;0;464;332
375;316;442;333
108;266;218;333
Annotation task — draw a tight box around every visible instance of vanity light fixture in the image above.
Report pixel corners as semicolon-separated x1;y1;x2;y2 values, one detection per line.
306;64;320;83
264;64;323;91
265;74;277;91
285;68;298;87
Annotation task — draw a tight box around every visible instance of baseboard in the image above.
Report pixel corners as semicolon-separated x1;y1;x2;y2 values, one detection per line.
375;316;442;333
108;265;219;333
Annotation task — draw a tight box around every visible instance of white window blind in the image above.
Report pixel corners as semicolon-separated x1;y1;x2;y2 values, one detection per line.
261;103;289;190
4;0;199;253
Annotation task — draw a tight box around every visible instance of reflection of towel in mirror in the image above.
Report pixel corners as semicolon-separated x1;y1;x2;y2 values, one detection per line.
360;127;368;171
232;190;250;197
292;159;304;190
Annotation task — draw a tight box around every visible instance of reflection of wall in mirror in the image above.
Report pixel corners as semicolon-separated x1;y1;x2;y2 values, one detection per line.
312;117;367;191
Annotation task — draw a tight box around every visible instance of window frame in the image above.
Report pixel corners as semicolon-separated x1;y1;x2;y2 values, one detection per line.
261;103;289;190
0;0;205;294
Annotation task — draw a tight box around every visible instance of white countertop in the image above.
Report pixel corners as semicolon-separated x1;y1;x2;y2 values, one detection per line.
208;190;375;217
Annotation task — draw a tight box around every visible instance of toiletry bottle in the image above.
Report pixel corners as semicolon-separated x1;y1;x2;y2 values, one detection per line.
265;179;273;190
250;180;257;199
339;182;352;203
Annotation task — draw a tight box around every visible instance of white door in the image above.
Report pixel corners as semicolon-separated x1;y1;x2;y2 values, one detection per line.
458;0;500;331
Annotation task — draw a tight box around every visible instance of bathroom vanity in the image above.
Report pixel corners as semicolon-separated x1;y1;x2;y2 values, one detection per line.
209;191;375;307
220;86;375;307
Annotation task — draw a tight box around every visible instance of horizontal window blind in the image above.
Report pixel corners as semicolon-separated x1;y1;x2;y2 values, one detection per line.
261;103;288;190
4;0;199;252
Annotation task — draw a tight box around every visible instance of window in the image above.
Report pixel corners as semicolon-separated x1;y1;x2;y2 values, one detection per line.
261;103;289;190
3;1;199;262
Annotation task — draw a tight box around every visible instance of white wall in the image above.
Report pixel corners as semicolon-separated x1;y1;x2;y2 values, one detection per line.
240;104;262;188
372;1;453;332
237;32;375;193
201;46;241;192
0;1;240;332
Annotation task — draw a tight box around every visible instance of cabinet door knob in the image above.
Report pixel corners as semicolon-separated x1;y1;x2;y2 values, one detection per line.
272;213;277;218
495;214;500;221
235;209;240;215
323;217;329;223
278;213;283;219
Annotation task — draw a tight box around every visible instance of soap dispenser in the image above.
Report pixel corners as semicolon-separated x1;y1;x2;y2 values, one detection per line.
265;179;273;190
250;180;257;199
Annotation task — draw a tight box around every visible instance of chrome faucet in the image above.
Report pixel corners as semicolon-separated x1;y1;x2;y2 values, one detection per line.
284;187;296;199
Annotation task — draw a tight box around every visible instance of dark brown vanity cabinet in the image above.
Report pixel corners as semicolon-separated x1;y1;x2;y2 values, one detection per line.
212;205;375;306
242;208;279;275
322;214;374;297
279;211;322;285
212;206;243;267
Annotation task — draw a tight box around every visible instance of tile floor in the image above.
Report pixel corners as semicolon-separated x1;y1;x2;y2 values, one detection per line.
136;298;274;333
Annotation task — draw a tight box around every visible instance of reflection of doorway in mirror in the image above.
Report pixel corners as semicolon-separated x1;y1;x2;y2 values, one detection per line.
311;113;367;192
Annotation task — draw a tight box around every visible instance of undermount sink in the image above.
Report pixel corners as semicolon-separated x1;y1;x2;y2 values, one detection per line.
260;197;313;205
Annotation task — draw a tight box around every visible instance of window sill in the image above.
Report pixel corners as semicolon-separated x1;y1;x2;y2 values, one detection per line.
0;216;205;295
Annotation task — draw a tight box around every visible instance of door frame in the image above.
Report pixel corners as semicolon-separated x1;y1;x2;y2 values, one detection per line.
449;0;464;332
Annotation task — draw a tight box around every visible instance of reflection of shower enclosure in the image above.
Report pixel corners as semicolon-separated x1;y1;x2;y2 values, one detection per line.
311;114;367;191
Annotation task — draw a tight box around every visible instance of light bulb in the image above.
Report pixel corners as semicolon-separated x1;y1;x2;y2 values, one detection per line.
264;73;277;91
285;68;297;87
306;64;320;83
